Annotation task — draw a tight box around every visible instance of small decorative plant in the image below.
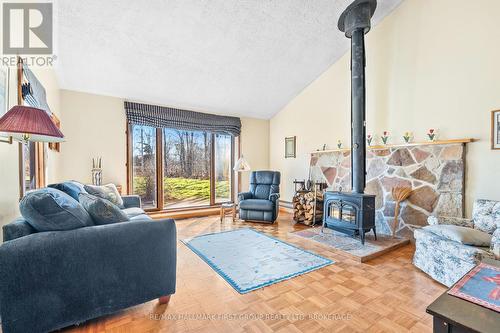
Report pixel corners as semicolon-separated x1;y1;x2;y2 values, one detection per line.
337;140;342;149
381;131;389;145
366;134;373;146
403;132;412;144
427;128;437;141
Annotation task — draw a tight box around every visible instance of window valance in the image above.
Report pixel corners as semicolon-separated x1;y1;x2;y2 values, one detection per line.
124;101;241;136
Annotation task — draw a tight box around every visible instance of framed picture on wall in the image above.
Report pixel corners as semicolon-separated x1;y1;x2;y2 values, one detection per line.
0;67;12;144
492;110;500;150
285;136;296;158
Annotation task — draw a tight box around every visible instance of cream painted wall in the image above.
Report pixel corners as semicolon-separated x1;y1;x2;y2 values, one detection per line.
270;0;500;215
58;90;270;196
0;67;61;239
239;117;270;191
58;90;127;186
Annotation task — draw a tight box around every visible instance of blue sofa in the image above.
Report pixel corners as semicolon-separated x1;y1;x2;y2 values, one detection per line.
0;192;177;333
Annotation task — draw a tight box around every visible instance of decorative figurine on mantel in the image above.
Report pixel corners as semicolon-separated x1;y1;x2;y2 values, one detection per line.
92;157;103;186
381;131;390;145
337;140;342;149
403;132;413;144
366;134;373;146
427;128;437;141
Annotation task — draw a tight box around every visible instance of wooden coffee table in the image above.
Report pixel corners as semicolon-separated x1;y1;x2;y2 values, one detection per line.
426;258;500;333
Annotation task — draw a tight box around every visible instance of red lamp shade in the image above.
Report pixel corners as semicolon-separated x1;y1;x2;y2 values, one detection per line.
0;105;64;142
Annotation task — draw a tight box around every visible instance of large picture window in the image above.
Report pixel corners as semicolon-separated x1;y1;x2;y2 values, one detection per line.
163;128;211;209
131;125;157;208
128;124;234;210
214;133;232;203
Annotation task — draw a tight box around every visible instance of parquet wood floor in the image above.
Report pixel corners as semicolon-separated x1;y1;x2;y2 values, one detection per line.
63;212;445;333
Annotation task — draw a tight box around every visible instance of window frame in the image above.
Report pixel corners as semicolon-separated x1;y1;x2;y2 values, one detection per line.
126;124;235;212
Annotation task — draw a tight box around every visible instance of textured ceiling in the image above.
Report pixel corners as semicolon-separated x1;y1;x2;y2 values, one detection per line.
55;0;403;119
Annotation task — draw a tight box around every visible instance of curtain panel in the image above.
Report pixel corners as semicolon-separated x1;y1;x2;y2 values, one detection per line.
124;101;241;136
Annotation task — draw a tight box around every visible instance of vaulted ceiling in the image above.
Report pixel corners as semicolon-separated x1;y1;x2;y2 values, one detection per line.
55;0;403;119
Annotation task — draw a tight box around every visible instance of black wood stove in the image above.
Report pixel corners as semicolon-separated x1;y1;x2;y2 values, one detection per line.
322;192;376;245
321;0;378;245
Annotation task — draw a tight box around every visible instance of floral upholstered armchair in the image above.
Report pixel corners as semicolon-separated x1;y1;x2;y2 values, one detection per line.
413;199;500;287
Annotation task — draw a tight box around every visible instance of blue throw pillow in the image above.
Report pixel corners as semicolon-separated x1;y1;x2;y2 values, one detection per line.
20;188;93;232
79;193;129;225
48;181;87;201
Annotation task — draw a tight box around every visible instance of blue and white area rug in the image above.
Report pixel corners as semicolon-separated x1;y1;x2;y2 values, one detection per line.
182;228;333;294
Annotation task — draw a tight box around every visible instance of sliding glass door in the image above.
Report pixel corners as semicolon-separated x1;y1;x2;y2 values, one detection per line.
129;124;234;211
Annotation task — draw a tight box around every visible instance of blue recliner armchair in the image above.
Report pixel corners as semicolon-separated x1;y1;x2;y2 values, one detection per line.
0;194;176;333
238;171;281;223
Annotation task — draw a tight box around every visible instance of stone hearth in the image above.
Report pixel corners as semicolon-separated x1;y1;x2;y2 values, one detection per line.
310;143;466;238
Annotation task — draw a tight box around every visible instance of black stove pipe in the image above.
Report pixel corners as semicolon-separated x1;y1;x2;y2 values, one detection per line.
338;0;377;194
350;28;366;194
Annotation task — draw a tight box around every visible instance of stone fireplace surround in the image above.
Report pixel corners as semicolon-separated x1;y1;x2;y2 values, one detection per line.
309;140;472;238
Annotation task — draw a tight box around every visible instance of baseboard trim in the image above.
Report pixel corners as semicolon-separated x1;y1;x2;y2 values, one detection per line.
152;202;293;220
280;200;293;208
149;207;220;220
279;200;293;214
280;200;293;214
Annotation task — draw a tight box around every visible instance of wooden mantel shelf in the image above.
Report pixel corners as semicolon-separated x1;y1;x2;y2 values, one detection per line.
311;138;476;155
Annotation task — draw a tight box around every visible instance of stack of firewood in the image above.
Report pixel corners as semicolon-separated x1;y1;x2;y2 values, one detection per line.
293;191;324;225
